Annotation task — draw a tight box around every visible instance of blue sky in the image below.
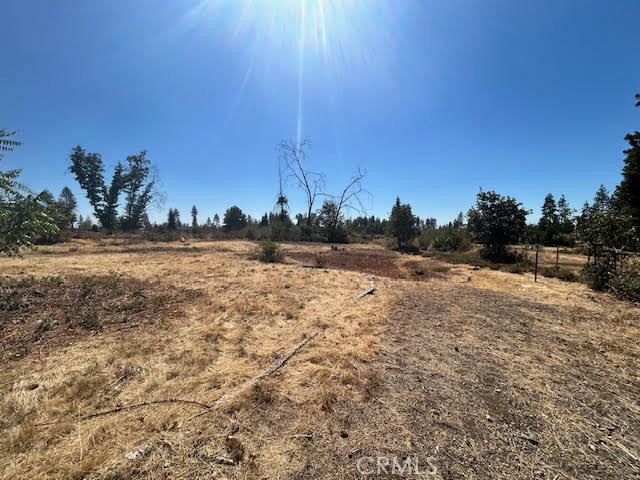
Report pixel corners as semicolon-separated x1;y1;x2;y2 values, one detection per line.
2;0;639;225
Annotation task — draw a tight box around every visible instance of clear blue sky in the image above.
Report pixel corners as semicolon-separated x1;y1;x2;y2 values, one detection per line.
2;0;639;225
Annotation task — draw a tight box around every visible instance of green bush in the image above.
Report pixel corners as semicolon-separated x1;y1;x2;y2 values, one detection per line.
608;264;640;302
581;254;640;301
540;266;579;282
256;239;282;263
245;228;256;240
408;266;425;276
314;252;327;268
581;260;612;291
419;229;436;249
432;265;451;273
432;250;491;267
432;229;472;252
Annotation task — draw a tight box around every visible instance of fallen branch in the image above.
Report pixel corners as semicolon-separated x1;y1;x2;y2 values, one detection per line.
614;441;639;464
35;399;211;427
211;456;235;465
189;331;320;421
36;331;320;428
356;281;376;299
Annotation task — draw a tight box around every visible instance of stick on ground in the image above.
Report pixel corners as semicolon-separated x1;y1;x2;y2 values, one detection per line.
189;330;321;421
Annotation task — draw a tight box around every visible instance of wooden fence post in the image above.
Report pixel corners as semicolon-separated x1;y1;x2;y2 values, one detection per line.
556;245;559;269
535;244;539;283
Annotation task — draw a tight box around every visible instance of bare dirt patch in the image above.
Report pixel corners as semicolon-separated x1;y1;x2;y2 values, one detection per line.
287;247;408;278
286;246;454;282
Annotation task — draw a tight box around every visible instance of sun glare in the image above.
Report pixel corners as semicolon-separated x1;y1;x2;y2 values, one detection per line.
183;0;395;140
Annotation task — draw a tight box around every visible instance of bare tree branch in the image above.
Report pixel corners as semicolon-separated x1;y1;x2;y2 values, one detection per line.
333;168;369;217
278;139;326;226
319;169;370;242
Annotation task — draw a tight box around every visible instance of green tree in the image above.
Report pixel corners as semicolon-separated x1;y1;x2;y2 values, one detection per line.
593;184;610;212
120;151;156;231
452;211;464;229
387;197;417;248
58;186;77;229
578;188;636;249
317;199;347;243
69;146;157;231
77;214;93;230
167;208;180;231
191;204;198;229
538;193;559;245
223;205;247;232
616;93;640;229
556;194;575;244
467;190;528;261
213;213;220;229
69;146;122;230
0;130;58;255
37;189;67;241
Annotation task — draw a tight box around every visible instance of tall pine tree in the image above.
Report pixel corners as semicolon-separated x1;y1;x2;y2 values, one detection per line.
616;93;640;229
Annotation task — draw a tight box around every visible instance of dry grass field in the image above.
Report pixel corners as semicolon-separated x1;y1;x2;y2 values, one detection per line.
0;239;638;479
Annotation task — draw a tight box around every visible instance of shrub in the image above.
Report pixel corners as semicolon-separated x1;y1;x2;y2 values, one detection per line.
581;260;613;291
408;267;425;276
314;252;327;268
608;263;640;302
581;253;640;301
502;262;532;274
431;228;472;252
432;250;491;267
256;239;282;263
540;266;579;282
395;244;421;255
432;265;451;273
418;229;436;249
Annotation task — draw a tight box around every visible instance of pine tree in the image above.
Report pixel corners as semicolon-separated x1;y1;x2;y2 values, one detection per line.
387;197;417;248
191;205;198;229
556;194;575;243
167;208;179;231
592;185;610;213
58;187;77;229
538;193;559;244
616;93;640;228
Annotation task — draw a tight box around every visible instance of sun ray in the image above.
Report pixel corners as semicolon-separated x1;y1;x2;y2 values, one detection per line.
296;1;306;146
180;0;398;145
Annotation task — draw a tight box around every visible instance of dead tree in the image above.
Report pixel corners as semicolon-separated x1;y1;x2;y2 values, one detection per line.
279;139;325;226
318;169;369;242
332;168;368;220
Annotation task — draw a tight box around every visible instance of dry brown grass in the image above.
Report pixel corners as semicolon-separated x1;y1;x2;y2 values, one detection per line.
0;239;637;479
380;281;639;479
0;240;386;479
521;245;588;270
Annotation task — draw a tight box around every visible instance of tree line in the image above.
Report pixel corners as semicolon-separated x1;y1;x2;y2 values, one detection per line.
1;95;638;264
